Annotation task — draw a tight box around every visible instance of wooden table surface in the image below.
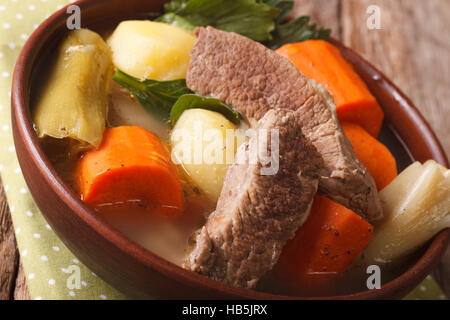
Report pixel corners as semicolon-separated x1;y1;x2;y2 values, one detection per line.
0;0;449;300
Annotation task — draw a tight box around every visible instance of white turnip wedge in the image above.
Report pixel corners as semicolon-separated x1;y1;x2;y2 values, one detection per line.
364;160;450;266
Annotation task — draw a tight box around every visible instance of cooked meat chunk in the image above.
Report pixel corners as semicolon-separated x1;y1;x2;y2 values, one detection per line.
185;109;321;288
186;26;382;222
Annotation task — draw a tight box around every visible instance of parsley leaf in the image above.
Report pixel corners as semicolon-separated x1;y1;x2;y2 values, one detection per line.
113;70;242;126
264;15;332;49
158;0;331;48
112;69;192;123
170;94;242;126
157;0;280;42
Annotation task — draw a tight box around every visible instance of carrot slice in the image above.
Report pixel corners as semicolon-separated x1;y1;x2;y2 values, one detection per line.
76;126;183;217
342;122;397;190
272;195;374;295
276;40;384;137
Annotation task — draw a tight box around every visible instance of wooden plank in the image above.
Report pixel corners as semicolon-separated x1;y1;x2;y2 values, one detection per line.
292;0;342;40
340;0;450;160
0;179;19;300
13;262;30;300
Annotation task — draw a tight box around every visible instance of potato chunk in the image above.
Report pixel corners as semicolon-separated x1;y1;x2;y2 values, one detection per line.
107;20;196;81
170;109;244;203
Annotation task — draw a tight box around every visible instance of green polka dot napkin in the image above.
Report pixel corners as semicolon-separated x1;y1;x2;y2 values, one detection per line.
0;0;447;300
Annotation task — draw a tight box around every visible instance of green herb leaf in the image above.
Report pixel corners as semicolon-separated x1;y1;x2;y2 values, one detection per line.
262;0;293;23
163;0;190;12
155;12;195;32
112;69;193;122
160;0;331;48
264;15;332;49
170;94;242;126
161;0;280;42
112;70;241;126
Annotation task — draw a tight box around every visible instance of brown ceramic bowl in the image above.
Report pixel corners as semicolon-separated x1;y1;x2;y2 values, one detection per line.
11;0;450;299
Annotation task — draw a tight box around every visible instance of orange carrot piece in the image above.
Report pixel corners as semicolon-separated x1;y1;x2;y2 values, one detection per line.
76;126;183;217
342;122;397;190
276;40;384;137
272;195;374;295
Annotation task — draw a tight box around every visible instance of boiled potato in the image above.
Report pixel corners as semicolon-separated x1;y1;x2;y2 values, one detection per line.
170;109;244;203
107;20;196;81
33;29;113;148
364;160;450;265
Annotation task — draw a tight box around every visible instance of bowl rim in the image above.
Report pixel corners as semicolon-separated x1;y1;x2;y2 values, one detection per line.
11;0;450;299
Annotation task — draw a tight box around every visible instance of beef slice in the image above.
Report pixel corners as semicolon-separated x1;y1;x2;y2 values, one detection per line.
186;26;383;222
185;109;321;288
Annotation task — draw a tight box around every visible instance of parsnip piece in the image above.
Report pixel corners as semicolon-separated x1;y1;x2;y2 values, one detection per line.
170;109;244;203
33;29;113;148
107;20;196;81
364;160;450;265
